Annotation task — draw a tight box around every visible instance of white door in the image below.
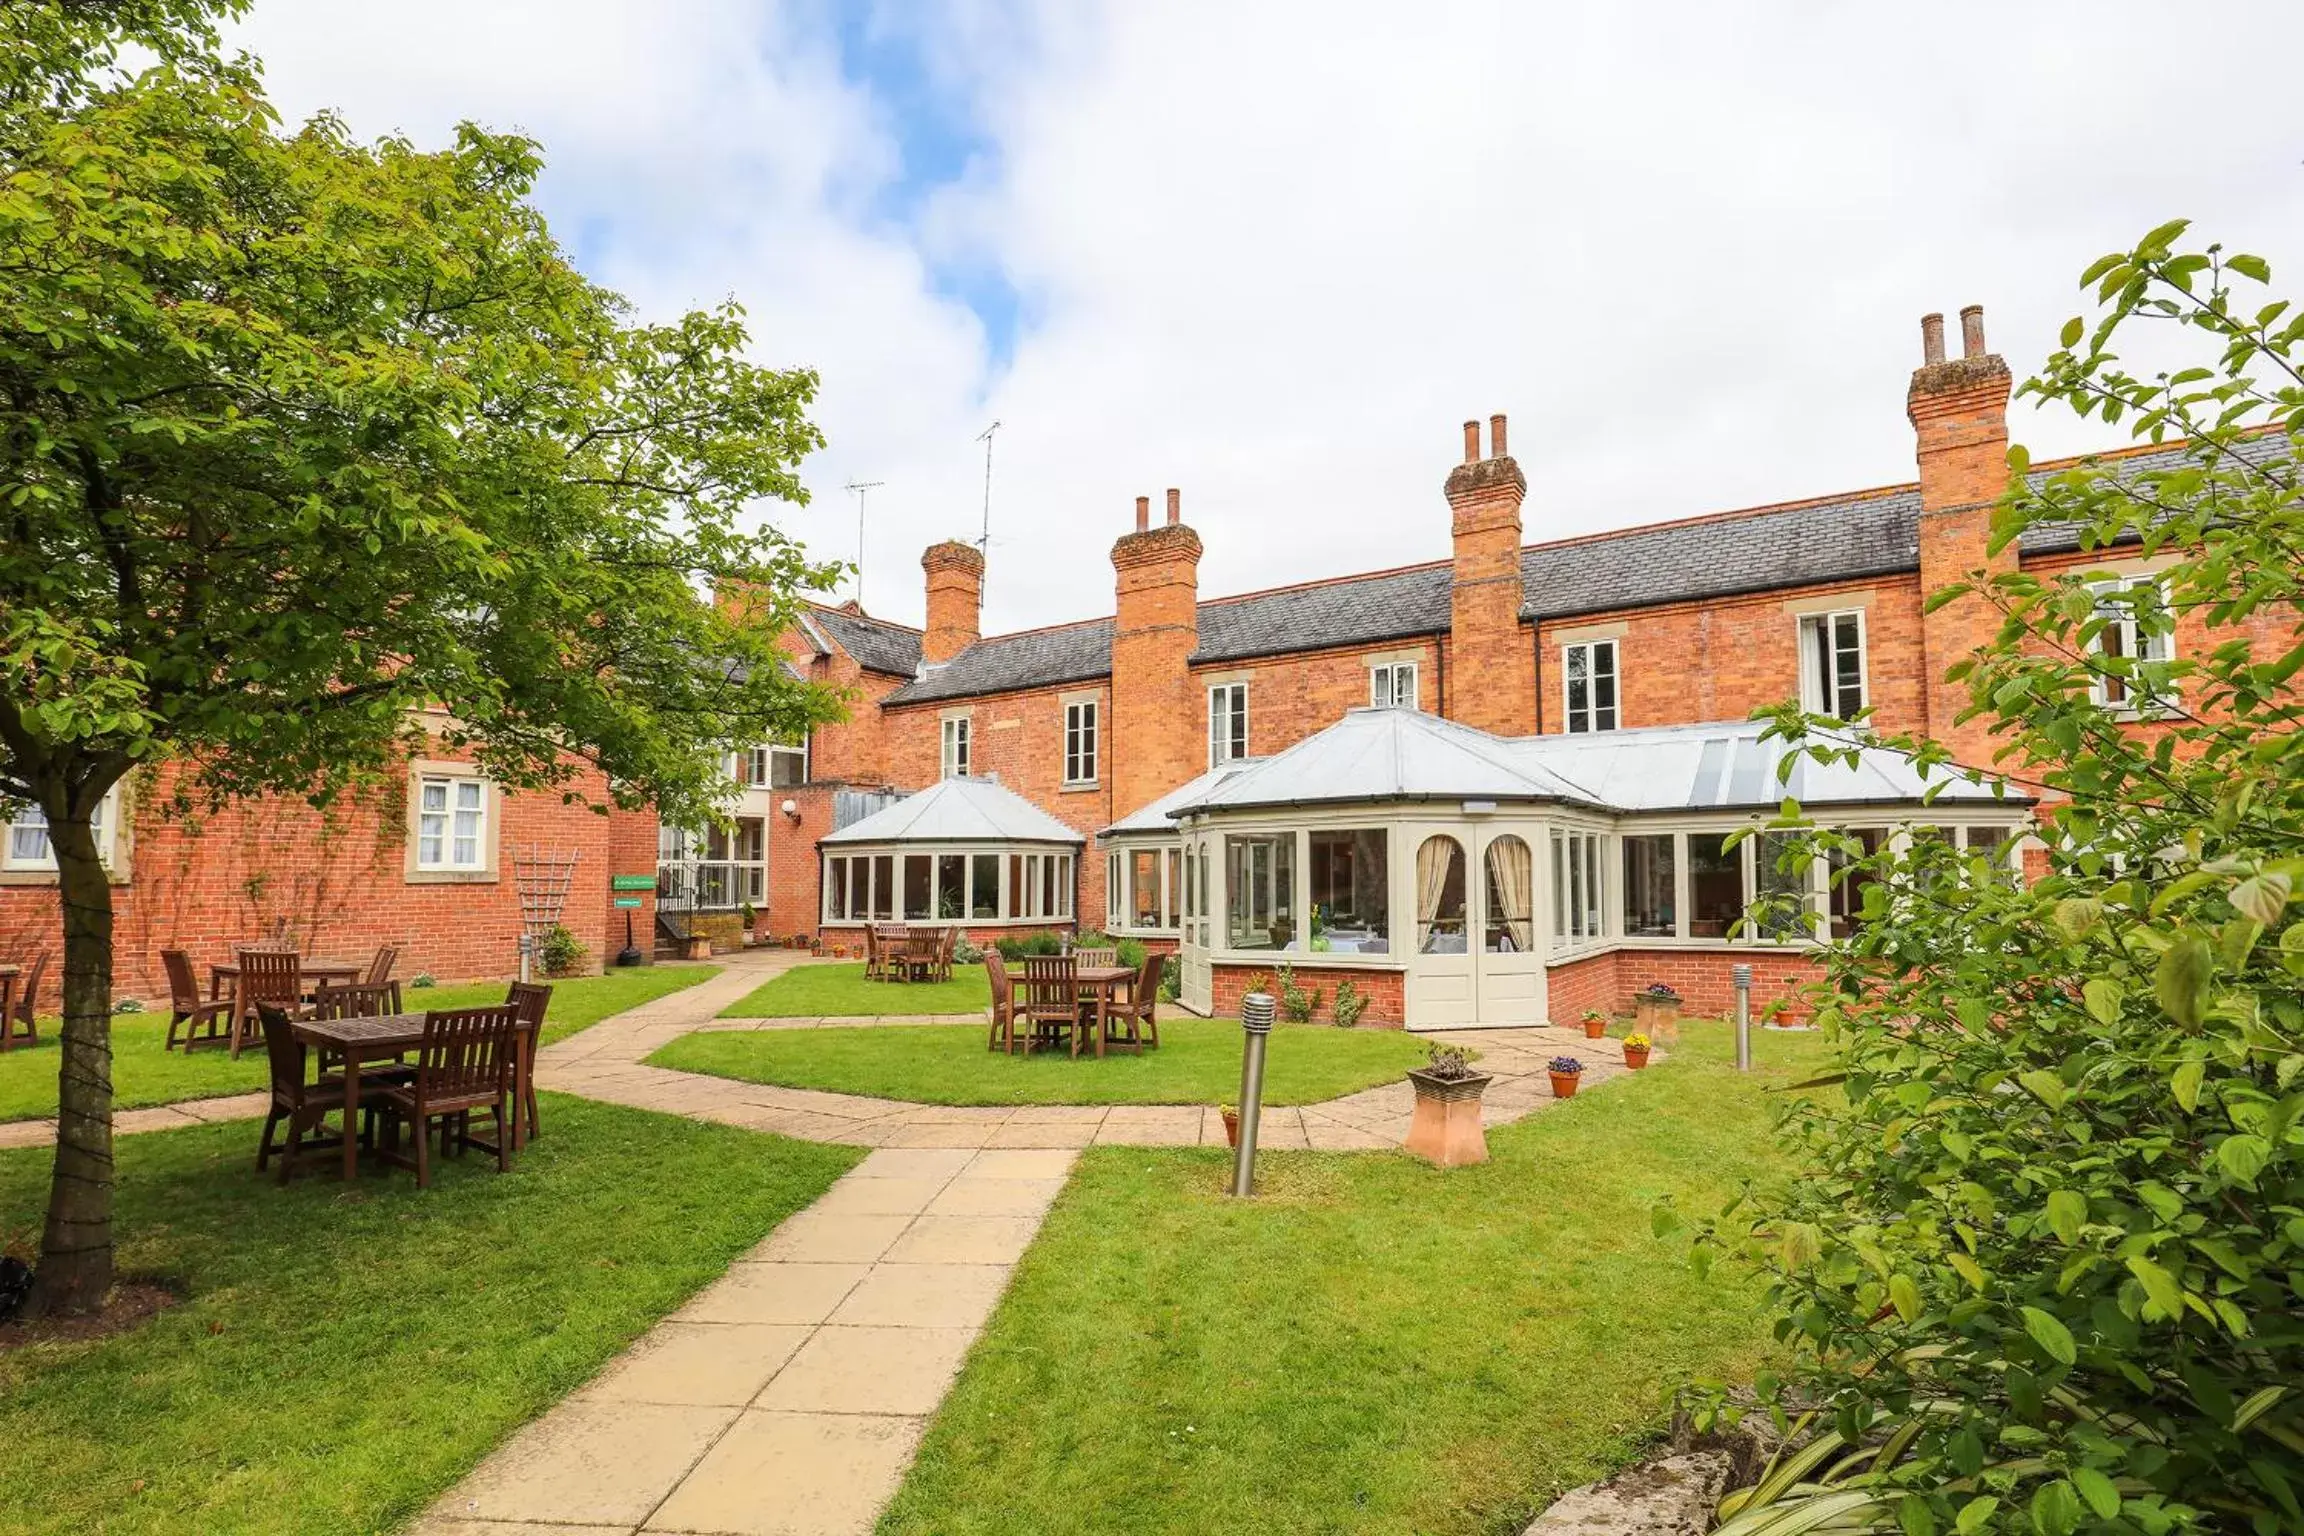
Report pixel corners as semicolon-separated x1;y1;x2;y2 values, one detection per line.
1180;835;1214;1015
1471;831;1544;1026
1404;829;1477;1027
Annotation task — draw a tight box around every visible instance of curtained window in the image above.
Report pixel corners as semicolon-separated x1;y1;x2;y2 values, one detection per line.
1415;835;1467;954
1483;835;1534;953
1309;829;1389;954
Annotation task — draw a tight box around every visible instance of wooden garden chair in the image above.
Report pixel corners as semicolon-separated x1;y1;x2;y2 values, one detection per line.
0;953;45;1053
984;952;1019;1052
230;947;305;1058
364;945;400;985
162;949;234;1052
1104;951;1164;1052
373;1006;521;1189
934;925;958;982
1020;954;1089;1058
862;923;885;981
504;981;552;1148
311;979;410;1081
252;1003;393;1184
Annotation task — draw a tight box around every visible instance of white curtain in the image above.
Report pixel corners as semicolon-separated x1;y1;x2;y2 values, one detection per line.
1486;836;1533;953
1416;836;1460;953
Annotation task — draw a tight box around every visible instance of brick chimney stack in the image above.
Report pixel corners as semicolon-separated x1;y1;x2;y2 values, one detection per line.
1908;304;2015;759
1111;488;1202;817
1446;414;1535;734
920;540;985;666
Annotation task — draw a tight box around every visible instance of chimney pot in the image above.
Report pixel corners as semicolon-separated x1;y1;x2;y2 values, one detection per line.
1488;413;1508;460
1960;304;1986;359
1134;495;1149;533
1461;420;1480;463
1920;312;1946;366
1166;487;1180;526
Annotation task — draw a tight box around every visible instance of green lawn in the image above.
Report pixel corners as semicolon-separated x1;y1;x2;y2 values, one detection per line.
0;964;719;1123
652;1016;1434;1107
718;960;990;1018
0;1096;858;1535
879;1021;1835;1535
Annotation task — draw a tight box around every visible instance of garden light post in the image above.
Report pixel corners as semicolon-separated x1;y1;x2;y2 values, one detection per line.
1733;962;1752;1072
1232;992;1276;1197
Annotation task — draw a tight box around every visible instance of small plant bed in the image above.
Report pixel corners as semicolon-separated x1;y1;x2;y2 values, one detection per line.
0;1097;859;1535
652;1016;1431;1106
717;960;992;1019
879;1023;1835;1535
0;965;720;1123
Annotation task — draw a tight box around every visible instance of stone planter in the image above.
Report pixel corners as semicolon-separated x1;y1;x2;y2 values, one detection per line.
682;935;713;961
1403;1068;1492;1167
1634;994;1681;1044
1549;1070;1581;1099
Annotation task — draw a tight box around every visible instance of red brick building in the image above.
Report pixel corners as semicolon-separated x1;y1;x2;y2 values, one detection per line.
753;308;2264;1026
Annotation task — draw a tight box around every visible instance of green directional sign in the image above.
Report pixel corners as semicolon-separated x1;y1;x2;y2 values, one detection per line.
613;896;644;909
610;875;656;892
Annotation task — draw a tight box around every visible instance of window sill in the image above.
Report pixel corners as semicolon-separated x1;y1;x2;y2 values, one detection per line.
407;869;500;885
818;917;1077;929
1060;781;1101;794
0;868;130;888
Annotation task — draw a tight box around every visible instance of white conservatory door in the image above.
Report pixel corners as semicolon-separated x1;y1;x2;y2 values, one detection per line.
1470;830;1544;1026
1404;828;1477;1027
1180;835;1214;1015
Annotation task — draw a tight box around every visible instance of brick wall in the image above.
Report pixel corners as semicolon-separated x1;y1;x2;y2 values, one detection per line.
1190;636;1443;757
1445;417;1537;735
1111;499;1204;822
1208;962;1405;1026
1533;574;1930;736
1585;948;1828;1020
0;749;618;1002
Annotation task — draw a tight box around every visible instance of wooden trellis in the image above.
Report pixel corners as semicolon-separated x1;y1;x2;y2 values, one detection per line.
513;846;581;973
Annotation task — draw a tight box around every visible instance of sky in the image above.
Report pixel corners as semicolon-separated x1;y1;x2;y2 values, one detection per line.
229;2;2304;637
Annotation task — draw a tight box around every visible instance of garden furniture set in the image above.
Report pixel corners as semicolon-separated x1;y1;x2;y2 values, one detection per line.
983;950;1163;1058
863;923;957;983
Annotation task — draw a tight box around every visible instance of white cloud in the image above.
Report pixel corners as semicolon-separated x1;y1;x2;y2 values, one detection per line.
232;0;2304;636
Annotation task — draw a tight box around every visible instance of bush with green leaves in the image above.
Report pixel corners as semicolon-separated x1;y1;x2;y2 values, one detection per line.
1332;977;1369;1028
1671;225;2304;1536
538;924;587;978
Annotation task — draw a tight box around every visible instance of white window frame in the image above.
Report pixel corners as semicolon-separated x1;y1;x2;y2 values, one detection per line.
1064;701;1099;786
1548;827;1609;952
2087;576;2177;714
416;774;490;873
1208;683;1248;768
2;788;120;873
1106;850;1123;927
940;715;971;779
1562;639;1619;734
1369;661;1419;710
1798;609;1868;721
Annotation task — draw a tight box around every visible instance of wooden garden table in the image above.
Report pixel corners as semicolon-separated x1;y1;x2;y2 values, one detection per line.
1073;965;1134;1057
290;1011;538;1183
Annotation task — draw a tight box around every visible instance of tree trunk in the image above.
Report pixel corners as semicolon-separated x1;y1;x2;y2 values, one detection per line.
25;812;115;1318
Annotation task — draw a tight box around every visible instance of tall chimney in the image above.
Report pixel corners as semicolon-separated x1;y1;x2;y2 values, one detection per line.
1446;413;1535;734
920;540;985;666
1166;487;1181;526
1134;495;1150;532
1111;491;1202;818
1908;303;2014;759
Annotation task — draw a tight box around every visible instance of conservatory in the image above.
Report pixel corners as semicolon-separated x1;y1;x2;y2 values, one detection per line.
819;775;1084;931
1159;708;2030;1028
1099;762;1258;944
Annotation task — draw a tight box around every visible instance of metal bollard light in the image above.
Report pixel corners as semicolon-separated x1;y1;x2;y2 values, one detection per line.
1733;962;1752;1072
1231;992;1276;1196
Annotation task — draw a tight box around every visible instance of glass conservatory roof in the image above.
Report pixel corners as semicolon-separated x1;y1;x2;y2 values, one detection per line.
1161;708;2023;821
820;774;1085;846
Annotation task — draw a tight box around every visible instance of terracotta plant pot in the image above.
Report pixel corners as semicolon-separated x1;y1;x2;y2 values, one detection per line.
1623;1044;1651;1070
1403;1069;1492;1167
1549;1070;1581;1099
1221;1109;1240;1148
1582;1019;1607;1040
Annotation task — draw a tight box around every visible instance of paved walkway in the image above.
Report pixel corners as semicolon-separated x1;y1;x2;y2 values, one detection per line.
413;1142;1074;1536
540;949;1642;1151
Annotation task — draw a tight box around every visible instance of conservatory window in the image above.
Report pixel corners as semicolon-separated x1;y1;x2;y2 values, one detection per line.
1414;834;1467;954
1827;827;1888;939
1310;829;1389;954
1131;848;1162;929
1688;833;1743;939
1549;830;1605;948
1164;848;1182;929
1484;835;1535;953
1226;834;1297;951
936;853;966;920
971;853;1001;919
1622;833;1676;937
1750;830;1815;942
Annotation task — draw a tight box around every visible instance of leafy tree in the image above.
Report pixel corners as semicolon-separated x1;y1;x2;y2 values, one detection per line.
0;3;840;1315
1676;223;2304;1536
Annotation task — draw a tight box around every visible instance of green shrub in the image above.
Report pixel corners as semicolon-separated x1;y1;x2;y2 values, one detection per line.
993;931;1065;962
1272;961;1321;1024
1676;227;2304;1536
1158;954;1180;1002
538;923;587;977
1331;977;1368;1028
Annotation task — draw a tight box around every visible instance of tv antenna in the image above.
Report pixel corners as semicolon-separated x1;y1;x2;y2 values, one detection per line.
973;422;1000;608
844;480;882;605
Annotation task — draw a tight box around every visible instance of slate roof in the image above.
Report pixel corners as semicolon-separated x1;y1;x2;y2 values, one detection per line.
884;619;1114;705
2016;434;2291;556
1194;564;1453;664
1517;488;1924;623
819;774;1084;846
812;607;922;678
